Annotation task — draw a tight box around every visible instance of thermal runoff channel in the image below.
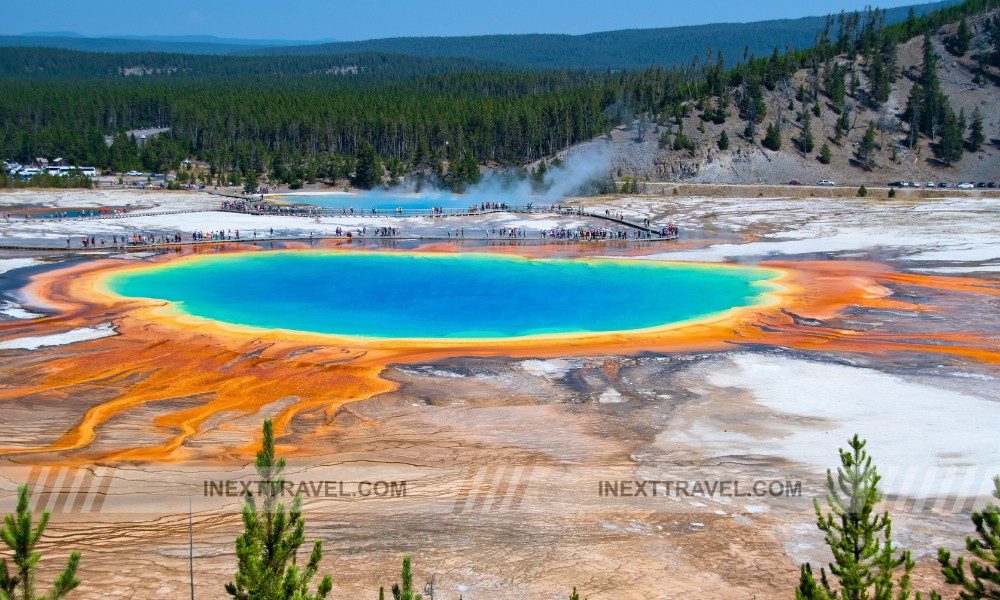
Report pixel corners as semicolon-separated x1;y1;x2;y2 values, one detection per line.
103;252;780;339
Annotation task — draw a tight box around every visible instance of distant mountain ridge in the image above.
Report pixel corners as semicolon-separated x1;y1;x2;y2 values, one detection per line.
100;34;339;47
21;31;86;38
0;32;338;55
238;1;961;68
1;0;959;66
0;35;262;55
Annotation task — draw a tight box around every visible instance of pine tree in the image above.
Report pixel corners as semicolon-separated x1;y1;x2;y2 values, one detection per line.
445;151;481;192
352;142;384;190
658;129;672;149
738;77;767;136
938;105;965;166
0;485;81;600
794;435;915;600
673;127;695;152
533;159;548;183
936;475;1000;599
463;151;482;187
993;17;1000;67
858;122;878;169
907;35;945;140
955;17;972;56
968;107;985;152
868;30;898;108
763;122;782;151
797;563;830;599
225;420;333;600
530;158;550;193
243;172;259;195
858;184;868;197
819;143;833;164
904;7;917;37
390;556;422;600
717;130;730;151
569;587;586;600
800;112;815;155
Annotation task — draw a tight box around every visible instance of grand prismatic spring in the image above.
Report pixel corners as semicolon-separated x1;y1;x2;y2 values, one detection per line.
0;190;999;599
102;252;781;339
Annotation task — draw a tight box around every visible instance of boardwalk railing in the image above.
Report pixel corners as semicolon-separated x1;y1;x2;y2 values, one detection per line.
218;203;665;234
218;204;539;218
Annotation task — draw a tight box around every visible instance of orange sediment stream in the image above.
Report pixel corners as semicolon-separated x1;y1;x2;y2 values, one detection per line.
1;244;997;464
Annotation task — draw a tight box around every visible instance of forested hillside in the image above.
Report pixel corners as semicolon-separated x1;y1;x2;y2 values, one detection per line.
240;1;957;69
605;0;1000;184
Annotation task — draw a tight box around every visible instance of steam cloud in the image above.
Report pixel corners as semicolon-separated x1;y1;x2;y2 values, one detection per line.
363;142;612;205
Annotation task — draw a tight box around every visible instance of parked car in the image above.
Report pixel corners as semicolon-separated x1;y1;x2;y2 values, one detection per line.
788;179;801;185
910;182;922;188
957;182;975;189
938;182;949;188
818;180;835;186
988;182;997;188
977;182;987;188
925;182;936;188
126;170;142;176
888;181;904;187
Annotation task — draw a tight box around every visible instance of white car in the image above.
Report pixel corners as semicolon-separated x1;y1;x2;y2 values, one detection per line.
126;170;142;177
957;182;975;189
925;182;936;188
818;180;835;186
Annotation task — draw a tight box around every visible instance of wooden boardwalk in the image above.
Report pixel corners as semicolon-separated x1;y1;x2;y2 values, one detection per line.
0;200;678;251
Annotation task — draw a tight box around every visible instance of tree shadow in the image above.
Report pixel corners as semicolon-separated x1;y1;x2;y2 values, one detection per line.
848;157;873;171
923;156;952;169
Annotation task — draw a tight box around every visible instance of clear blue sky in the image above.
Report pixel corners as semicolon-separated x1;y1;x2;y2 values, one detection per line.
2;0;927;41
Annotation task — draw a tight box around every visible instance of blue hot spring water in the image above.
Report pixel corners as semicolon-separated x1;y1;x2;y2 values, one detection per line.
105;252;780;339
271;191;512;211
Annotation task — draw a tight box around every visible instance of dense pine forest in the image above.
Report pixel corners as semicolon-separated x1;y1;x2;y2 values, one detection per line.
1;0;999;189
0;48;513;79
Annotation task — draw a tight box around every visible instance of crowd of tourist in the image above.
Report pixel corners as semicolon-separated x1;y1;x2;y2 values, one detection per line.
220;200;297;214
69;233;186;248
193;230;242;241
486;227;523;238
372;226;401;237
539;227;647;240
47;196;680;249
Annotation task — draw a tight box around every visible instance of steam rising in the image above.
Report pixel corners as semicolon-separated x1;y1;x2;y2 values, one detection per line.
370;143;612;205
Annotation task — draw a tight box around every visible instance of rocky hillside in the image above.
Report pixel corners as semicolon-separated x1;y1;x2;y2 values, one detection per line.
601;11;1000;186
